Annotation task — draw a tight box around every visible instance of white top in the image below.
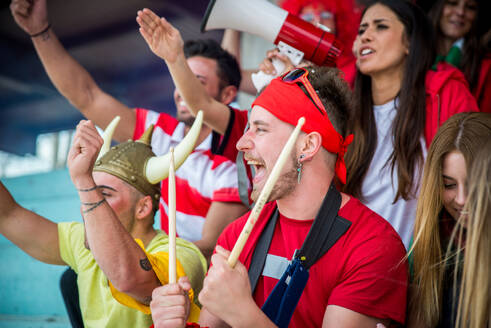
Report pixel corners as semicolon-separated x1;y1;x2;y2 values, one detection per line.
361;100;426;249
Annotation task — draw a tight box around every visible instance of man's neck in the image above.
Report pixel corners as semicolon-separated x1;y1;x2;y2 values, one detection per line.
277;182;350;221
130;224;158;248
276;166;332;220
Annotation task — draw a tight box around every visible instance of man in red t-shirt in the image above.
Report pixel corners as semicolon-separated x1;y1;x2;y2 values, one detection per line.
149;64;408;327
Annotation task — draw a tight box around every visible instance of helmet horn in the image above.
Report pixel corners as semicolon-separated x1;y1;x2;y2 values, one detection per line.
145;111;204;184
97;116;121;161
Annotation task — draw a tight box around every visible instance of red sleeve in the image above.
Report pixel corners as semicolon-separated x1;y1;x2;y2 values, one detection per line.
439;78;479;124
133;108;149;140
328;232;408;324
212;187;241;203
475;60;491;113
425;74;479;146
328;205;408;324
218;107;248;162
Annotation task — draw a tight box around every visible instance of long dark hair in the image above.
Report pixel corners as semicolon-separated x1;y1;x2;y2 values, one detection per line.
344;0;436;201
429;0;488;92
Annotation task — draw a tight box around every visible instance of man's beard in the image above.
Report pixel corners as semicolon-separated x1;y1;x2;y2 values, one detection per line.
177;92;222;127
178;115;195;127
250;153;297;203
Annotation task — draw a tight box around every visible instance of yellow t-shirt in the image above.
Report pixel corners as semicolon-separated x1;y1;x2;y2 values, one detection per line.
58;222;207;328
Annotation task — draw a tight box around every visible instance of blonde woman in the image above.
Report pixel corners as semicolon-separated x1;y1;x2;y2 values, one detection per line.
409;112;491;327
455;139;491;328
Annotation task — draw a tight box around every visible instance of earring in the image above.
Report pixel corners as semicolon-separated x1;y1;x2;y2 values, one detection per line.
297;154;305;183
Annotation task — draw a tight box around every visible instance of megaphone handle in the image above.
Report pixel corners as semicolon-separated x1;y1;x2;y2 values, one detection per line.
251;58;285;92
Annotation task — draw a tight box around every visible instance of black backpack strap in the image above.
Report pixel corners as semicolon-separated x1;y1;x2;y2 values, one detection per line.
296;183;351;269
259;183;352;328
211;106;236;155
248;207;279;292
248;183;351;294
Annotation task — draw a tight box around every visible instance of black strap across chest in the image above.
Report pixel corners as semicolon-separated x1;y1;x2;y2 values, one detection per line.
248;183;352;292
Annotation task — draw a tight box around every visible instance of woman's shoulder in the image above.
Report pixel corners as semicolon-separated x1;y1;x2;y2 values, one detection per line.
425;62;469;94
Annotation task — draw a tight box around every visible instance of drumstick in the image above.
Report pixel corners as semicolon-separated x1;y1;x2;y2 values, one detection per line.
228;117;306;267
168;147;177;283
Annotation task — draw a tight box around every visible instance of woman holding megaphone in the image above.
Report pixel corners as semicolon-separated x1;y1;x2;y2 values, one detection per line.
342;0;478;250
264;0;480;251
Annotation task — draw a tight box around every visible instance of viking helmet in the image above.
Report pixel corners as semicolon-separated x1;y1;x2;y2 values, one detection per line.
93;111;204;210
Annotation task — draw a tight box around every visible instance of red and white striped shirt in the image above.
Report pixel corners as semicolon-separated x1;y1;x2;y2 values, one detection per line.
134;108;243;241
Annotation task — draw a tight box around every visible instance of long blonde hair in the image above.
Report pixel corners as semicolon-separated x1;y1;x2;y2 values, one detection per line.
455;139;491;328
410;112;491;327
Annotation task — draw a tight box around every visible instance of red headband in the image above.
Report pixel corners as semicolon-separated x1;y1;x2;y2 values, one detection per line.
252;77;353;184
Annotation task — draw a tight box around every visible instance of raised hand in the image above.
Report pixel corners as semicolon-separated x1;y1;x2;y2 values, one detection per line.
259;48;294;76
67;120;103;189
10;0;49;35
136;8;184;64
151;276;192;328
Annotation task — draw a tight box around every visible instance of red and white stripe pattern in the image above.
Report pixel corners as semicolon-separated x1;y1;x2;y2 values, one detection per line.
134;108;243;241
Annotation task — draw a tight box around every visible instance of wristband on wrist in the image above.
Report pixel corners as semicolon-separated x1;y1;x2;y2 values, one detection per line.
30;23;51;38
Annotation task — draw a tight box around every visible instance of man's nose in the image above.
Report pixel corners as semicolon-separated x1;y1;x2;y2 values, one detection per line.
236;130;253;152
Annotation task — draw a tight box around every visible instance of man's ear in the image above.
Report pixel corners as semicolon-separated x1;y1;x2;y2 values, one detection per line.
298;132;322;162
219;85;238;105
135;195;153;220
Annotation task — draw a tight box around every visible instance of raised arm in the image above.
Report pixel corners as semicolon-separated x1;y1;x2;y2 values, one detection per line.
0;181;64;265
137;8;231;135
10;0;136;142
67;120;159;304
221;29;241;63
221;29;276;96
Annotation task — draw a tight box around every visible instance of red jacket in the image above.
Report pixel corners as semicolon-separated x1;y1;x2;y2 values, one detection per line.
424;63;479;147
473;55;491;113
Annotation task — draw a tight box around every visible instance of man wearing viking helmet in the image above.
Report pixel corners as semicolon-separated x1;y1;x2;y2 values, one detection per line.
0;116;207;328
9;0;249;261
